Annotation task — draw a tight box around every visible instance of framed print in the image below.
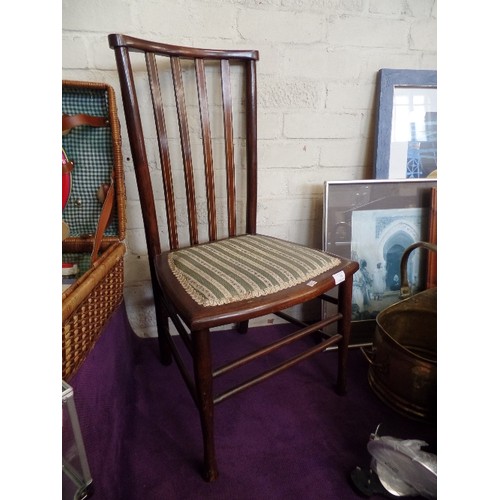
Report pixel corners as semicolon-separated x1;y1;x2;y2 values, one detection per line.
323;178;437;345
373;69;437;179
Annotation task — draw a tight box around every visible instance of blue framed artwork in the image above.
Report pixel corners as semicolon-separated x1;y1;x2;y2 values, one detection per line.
373;69;437;179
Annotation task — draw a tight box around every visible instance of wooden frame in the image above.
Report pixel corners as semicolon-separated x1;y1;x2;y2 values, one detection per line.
373;69;437;179
323;178;437;345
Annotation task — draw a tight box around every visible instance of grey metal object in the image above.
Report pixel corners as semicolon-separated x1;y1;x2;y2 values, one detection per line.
367;426;437;499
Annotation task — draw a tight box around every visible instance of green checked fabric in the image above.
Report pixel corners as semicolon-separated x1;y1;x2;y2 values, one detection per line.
168;234;341;306
62;87;118;237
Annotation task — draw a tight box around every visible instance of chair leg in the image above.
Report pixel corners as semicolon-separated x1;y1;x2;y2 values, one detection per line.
236;320;249;334
192;328;218;481
156;303;174;365
153;281;173;365
336;275;354;395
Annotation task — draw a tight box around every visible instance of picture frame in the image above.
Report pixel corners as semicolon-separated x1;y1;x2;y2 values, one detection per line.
323;178;437;345
373;69;437;179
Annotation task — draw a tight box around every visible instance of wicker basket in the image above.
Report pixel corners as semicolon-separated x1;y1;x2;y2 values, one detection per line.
62;243;126;379
62;80;126;380
62;80;126;250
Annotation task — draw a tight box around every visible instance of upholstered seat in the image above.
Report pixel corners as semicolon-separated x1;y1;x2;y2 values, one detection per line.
167;234;341;307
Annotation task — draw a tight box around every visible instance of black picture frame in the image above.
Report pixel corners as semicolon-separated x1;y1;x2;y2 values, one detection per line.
323;178;437;345
373;68;437;179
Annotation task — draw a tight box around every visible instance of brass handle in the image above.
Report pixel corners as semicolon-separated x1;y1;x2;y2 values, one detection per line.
359;346;385;369
400;241;437;299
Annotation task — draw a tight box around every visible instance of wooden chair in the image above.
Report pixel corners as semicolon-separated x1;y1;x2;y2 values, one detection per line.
108;34;359;482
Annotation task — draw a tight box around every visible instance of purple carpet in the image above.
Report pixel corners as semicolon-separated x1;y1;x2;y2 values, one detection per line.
68;304;436;499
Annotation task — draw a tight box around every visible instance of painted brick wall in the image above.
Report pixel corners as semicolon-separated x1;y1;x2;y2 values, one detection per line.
62;0;437;337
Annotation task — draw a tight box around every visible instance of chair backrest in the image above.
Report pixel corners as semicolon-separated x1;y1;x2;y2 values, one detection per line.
109;34;260;263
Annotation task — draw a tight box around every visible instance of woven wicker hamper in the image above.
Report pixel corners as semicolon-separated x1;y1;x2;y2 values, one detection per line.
62;80;126;380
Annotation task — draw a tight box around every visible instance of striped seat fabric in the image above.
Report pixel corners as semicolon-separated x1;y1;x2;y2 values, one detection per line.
168;234;341;307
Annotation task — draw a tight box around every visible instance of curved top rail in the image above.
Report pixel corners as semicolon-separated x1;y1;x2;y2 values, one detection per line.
108;33;259;61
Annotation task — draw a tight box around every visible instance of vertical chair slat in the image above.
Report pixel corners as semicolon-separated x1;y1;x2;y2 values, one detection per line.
171;56;199;246
246;59;258;235
145;52;179;249
195;58;217;242
220;59;236;237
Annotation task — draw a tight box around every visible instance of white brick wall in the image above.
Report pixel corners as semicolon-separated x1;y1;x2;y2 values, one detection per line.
62;0;437;336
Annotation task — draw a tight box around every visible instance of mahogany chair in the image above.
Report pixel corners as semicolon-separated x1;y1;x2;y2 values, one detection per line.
108;33;359;482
